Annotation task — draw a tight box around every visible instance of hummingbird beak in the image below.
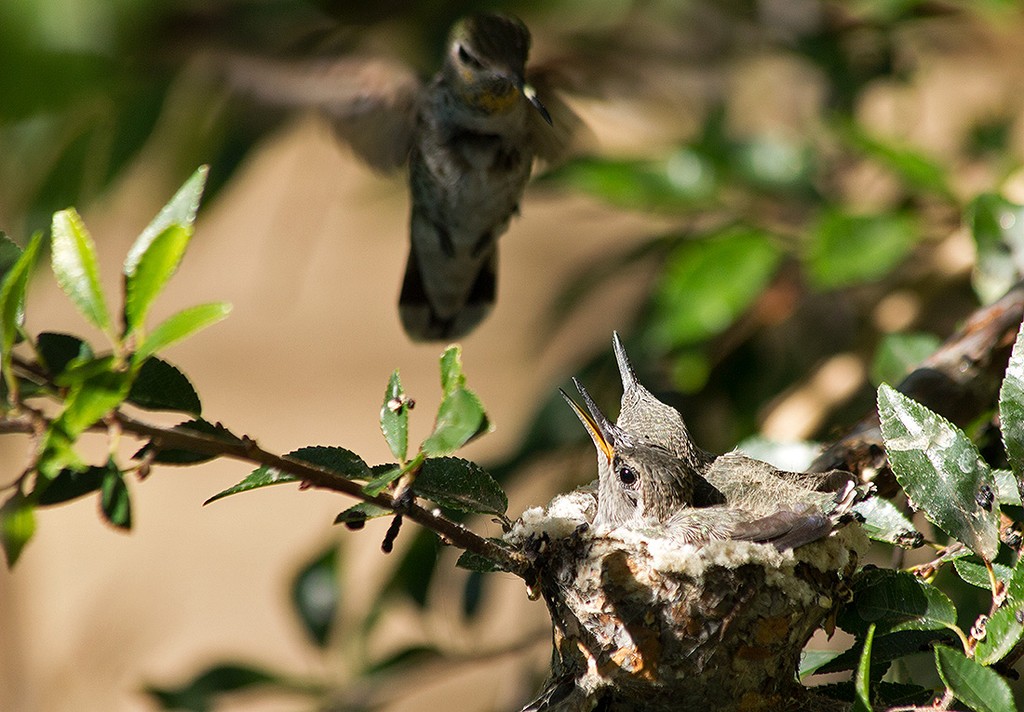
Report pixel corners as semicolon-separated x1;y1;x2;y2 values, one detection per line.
612;331;640;393
522;82;553;126
559;379;617;461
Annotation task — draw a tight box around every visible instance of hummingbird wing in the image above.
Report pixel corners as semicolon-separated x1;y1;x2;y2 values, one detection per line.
729;506;832;552
219;53;422;170
524;65;587;165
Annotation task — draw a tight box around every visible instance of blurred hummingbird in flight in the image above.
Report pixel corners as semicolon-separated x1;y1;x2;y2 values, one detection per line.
219;13;579;341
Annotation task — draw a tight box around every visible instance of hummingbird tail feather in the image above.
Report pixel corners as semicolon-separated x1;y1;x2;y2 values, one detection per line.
398;246;496;341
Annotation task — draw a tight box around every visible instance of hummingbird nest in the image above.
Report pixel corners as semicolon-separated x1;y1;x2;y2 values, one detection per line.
509;486;867;712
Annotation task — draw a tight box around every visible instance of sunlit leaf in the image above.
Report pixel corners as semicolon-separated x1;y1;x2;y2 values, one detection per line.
999;320;1024;485
334;502;392;527
0;491;35;567
413;457;507;516
51;209;112;334
852;497;923;548
362;462;405;497
853;624;875;712
124;166;207;275
123;224;191;334
134;302;231;364
838;568;956;636
975;603;1024;666
135;419;241;465
421;388;489;457
52;363;132;439
380;370;409;462
291;544;339;648
952;559;1012;591
806;210;917;290
878;384;1000;561
935;645;1016;712
0;232;42;383
650;226;782;348
456;549;505;574
994;469;1021;506
204;465;298;505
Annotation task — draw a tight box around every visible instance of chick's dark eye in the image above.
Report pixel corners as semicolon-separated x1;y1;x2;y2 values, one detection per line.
457;44;482;68
617;465;637;487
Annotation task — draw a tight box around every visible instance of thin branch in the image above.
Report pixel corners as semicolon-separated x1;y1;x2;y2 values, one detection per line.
0;410;531;578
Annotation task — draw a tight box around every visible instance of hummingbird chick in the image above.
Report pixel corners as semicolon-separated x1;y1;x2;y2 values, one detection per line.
561;334;858;550
219;13;578;341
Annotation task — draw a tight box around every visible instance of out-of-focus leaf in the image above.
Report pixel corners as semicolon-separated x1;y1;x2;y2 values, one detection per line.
291;544;339;648
127;357;201;415
853;624;875;712
874;683;936;708
124;166;207;275
413;457;507;516
0;491;35;567
133;302;231;364
970;193;1024;304
380;528;438;609
0;232;42;379
135;419;241;465
732;136;813;191
852;497;923;548
838;568;956;636
380;370;409;463
364;646;441;677
334;502;392;527
144;663;296;712
650;226;782;348
421;388;489;457
541;150;716;211
878;384;1000;561
999;320;1024;483
35;463;108;505
806;210;917;290
36;332;92;378
50;209;112;334
839;122;953;198
123;224;191;334
935;645;1016;712
871;332;941;387
0;232;23;277
52;364;131;438
100;465;131;530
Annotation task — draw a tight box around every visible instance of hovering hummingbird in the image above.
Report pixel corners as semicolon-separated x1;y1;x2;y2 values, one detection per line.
220;13;578;341
560;335;858;549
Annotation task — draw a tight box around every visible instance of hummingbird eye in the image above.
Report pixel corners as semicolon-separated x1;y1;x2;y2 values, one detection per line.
457;43;483;69
617;464;638;488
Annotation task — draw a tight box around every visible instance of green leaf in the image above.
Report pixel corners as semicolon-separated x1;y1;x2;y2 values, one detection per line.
134;302;231;364
878;384;1000;561
123;224;191;334
839;121;953;198
0;491;35;567
291;544;339;648
800;649;842;679
953;559;1012;591
852;497;923;548
135;419;241;465
204;466;298;505
51;209;112;334
871;332;941;387
935;645;1017;712
806;210;918;290
999;320;1024;485
650;227;782;348
124;166;207;276
975;603;1024;665
334;502;392;527
52;363;132;439
288;446;372;480
380;370;409;462
100;465;132;530
364;646;441;677
0;232;43;381
0;232;24;278
818;629;953;674
853;624;875;712
439;345;466;395
838;568;956;636
36;332;93;378
1005;553;1024;605
970;193;1024;304
413;457;507;516
35;463;107;505
380;528;438;608
144;662;290;712
362;462;405;497
421;388;489;457
127;357;201;415
994;469;1021;507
